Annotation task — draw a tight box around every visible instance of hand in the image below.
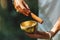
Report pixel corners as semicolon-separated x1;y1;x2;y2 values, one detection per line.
14;0;31;16
25;31;50;39
25;31;40;38
56;17;60;30
25;33;37;38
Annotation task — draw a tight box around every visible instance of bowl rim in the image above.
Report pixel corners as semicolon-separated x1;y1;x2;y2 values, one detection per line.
20;20;37;30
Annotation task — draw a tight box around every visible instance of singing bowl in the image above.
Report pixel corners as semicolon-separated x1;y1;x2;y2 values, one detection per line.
20;20;37;33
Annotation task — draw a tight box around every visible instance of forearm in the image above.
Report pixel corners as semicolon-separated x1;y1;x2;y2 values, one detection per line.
48;18;60;38
50;20;60;37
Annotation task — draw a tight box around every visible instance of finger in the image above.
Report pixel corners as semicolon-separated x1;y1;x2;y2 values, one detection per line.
15;6;20;12
15;5;28;16
25;33;33;36
18;1;30;15
23;9;31;16
14;0;28;16
16;6;29;16
22;1;30;9
22;11;28;16
27;9;31;15
23;1;31;15
19;1;26;9
25;33;35;38
14;0;19;12
22;1;31;15
18;7;29;16
22;11;29;16
15;0;26;9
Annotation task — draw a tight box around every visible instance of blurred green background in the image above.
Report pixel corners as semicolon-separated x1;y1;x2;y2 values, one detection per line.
0;0;38;40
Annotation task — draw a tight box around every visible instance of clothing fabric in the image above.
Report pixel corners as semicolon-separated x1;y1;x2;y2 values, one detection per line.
38;0;60;40
0;0;37;40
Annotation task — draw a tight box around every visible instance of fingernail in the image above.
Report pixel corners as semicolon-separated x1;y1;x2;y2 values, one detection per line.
16;10;19;12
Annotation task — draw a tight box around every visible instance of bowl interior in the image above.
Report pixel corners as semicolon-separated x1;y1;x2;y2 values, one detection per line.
20;20;37;33
20;20;37;28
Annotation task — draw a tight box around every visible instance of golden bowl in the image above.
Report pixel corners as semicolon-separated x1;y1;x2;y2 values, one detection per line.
20;20;37;33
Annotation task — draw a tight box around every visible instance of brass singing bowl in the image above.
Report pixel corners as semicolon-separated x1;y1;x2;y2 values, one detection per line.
20;20;37;33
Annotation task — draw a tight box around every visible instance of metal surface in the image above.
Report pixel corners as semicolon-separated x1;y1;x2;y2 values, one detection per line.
20;20;37;33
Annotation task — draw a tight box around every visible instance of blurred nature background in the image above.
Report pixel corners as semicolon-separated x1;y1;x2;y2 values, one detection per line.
0;0;38;40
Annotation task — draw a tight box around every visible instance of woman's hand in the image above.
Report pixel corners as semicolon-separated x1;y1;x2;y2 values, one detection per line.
14;0;31;16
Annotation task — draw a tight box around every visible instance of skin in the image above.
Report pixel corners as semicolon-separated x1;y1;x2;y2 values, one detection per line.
14;0;60;39
25;17;60;39
14;0;31;16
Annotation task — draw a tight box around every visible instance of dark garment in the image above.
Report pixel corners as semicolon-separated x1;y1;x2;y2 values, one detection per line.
0;0;38;40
